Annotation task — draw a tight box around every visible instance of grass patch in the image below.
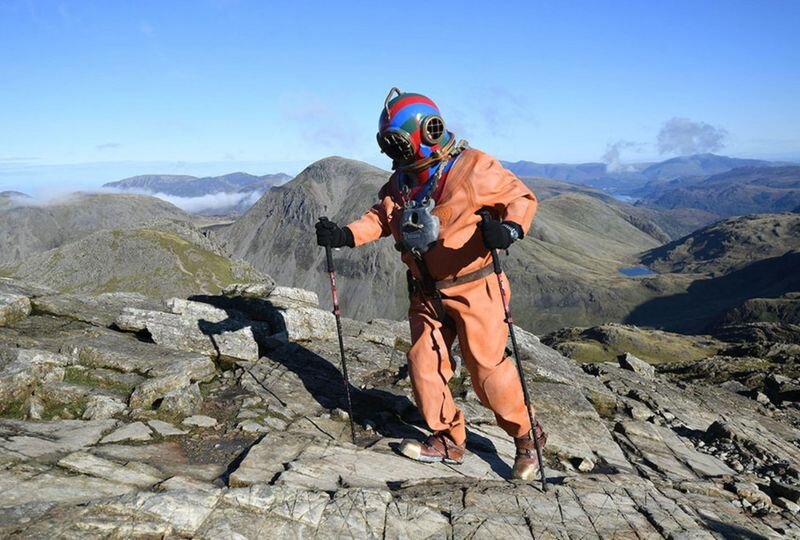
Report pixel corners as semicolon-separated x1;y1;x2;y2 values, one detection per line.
40;396;89;420
0;396;28;419
558;342;615;364
146;229;235;292
63;366;138;394
554;326;722;365
0;264;18;278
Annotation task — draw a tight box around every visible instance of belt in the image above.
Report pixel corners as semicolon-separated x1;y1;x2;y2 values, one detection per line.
434;264;495;291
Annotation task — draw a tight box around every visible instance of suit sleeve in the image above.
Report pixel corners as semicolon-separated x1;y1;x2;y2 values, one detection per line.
472;154;538;237
345;182;393;247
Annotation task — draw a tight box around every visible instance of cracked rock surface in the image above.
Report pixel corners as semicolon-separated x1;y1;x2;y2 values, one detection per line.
0;276;799;538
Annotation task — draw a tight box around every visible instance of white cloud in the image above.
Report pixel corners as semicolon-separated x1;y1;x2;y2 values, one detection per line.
148;190;263;213
657;117;727;155
603;140;642;172
102;187;263;213
4;187;263;214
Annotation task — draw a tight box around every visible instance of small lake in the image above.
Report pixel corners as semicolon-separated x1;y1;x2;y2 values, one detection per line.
619;265;657;277
610;194;640;204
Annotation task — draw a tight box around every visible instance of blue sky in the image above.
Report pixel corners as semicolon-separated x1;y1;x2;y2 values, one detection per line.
1;0;798;194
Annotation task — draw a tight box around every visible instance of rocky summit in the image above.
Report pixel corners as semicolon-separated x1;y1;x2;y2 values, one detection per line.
0;276;799;538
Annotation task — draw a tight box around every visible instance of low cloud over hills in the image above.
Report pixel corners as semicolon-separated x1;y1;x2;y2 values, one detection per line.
104;172;291;215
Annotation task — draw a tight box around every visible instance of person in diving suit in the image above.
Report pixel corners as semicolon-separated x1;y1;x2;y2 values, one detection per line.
315;88;547;479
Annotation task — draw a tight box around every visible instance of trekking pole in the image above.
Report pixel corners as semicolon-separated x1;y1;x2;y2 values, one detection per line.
480;211;547;491
319;217;357;445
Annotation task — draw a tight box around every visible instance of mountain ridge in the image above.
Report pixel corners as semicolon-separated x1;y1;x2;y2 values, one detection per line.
222;155;678;333
503;153;789;197
0;192;193;266
104;172;291;198
636;166;800;218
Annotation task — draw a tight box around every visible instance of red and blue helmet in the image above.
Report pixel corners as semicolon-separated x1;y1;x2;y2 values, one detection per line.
376;88;454;182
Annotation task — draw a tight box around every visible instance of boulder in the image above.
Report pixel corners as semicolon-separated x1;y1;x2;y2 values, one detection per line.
223;279;277;299
0;468;133;509
31;292;164;328
116;303;264;361
0;419;118;461
129;373;192;410
734;481;772;507
62;332;216;382
158;383;203;416
0;293;31;326
182;415;217;428
0;277;57;298
266;286;319;309
617;352;656;380
0;347;69;412
99;422;153;444
148;420;188;437
268;306;336;343
82;395;127;420
344;318;411;350
57;452;164;488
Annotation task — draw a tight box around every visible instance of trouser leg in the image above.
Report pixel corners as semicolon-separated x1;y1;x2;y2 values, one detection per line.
446;275;532;439
406;294;465;445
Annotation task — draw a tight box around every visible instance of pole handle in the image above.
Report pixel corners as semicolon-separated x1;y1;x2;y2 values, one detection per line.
319;217;335;272
479;211;502;275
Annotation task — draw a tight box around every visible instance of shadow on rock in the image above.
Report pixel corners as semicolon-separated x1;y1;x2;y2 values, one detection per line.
190;292;522;478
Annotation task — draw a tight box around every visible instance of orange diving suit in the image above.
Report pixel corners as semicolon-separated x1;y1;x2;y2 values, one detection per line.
315;89;545;478
348;148;538;448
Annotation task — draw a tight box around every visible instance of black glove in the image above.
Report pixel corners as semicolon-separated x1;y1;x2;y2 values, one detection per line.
316;219;355;248
480;217;523;250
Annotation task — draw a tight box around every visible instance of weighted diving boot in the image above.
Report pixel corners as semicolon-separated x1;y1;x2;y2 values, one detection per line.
512;419;548;480
399;432;465;464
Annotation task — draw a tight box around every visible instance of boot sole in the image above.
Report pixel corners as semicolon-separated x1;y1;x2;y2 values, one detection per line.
398;441;463;465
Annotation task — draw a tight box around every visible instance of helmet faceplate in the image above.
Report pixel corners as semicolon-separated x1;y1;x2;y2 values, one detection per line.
377;90;453;184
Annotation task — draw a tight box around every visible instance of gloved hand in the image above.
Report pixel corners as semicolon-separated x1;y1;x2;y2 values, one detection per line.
480;216;523;250
316;218;355;248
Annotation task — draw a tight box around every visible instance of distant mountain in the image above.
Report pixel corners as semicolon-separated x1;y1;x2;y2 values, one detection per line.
0;193;193;266
519;176;716;240
636;166;800;217
522;177;671;243
521;176;617;203
501;161;614;182
639;154;775;182
0;191;29;198
503;160;649;194
222;155;675;333
105;172;291;197
222;157;404;322
104;172;292;216
640;213;800;275
1;226;263;299
503;154;787;198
